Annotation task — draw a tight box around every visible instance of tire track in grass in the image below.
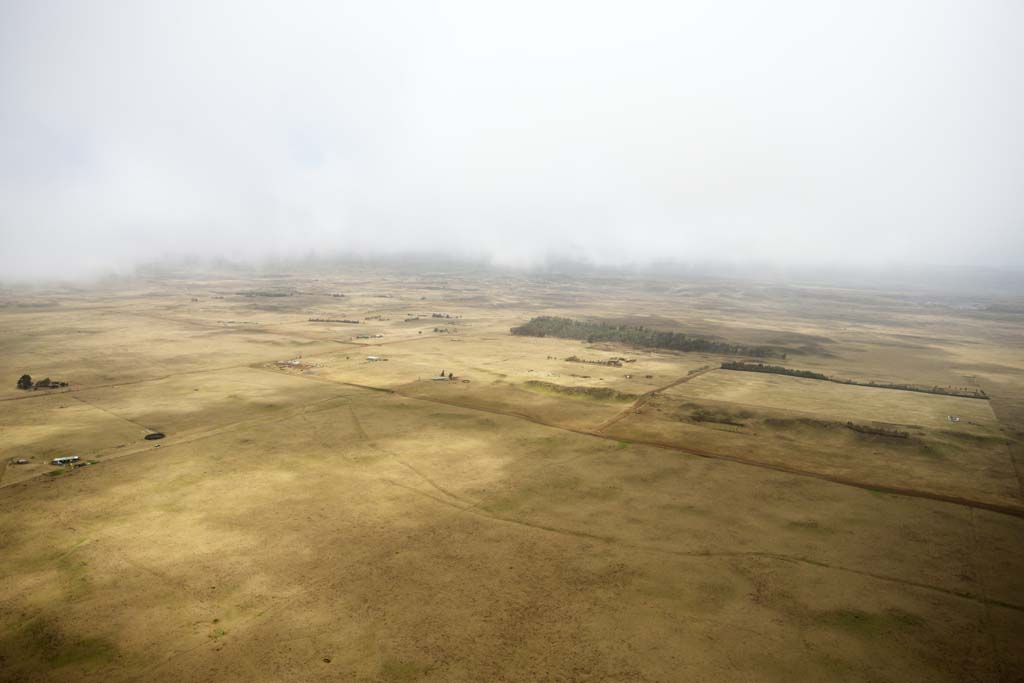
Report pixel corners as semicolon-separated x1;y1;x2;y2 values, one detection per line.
244;367;1024;519
385;477;1024;613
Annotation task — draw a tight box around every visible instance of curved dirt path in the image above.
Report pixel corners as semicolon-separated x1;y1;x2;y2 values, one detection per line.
594;366;715;432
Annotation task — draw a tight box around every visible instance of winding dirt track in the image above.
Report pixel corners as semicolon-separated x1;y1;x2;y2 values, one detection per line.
238;363;1024;520
593;366;715;432
260;360;1024;521
5;353;1022;519
379;386;1024;519
6;365;1023;615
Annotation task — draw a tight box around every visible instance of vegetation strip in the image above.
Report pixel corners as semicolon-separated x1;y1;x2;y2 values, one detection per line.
511;316;780;357
523;380;637;402
308;318;360;324
720;361;988;399
845;422;909;439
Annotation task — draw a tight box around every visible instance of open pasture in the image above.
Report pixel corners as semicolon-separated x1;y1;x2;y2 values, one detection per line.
1;267;1022;682
2;385;1022;683
666;369;999;431
605;393;1021;510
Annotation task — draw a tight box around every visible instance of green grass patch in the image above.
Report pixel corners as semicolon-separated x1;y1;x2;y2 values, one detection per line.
816;607;925;637
689;407;749;426
786;520;835;534
379;657;430;682
3;617;117;670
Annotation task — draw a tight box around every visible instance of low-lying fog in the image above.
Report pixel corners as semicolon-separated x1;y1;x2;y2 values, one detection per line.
2;1;1022;281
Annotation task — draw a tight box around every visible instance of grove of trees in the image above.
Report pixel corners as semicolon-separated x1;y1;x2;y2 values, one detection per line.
15;374;68;390
511;317;779;357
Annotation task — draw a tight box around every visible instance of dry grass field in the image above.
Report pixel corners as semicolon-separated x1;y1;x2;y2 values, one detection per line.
664;371;998;429
1;266;1023;682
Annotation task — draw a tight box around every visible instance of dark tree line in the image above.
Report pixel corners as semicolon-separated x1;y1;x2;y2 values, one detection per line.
720;361;988;399
510;317;779;357
720;361;828;380
564;355;622;367
846;422;909;439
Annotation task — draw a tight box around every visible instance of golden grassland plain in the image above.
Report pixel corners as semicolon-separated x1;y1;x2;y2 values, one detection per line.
665;371;998;429
1;267;1023;682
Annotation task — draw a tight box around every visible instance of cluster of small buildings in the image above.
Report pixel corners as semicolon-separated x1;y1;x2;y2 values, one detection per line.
9;456;81;467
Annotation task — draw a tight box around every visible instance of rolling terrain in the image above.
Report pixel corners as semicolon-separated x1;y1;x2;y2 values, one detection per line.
1;266;1023;682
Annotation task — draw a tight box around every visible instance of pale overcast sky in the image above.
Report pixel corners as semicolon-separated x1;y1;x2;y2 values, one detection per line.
1;1;1022;278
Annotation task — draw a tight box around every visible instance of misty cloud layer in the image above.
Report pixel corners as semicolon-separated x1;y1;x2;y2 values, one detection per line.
2;1;1022;279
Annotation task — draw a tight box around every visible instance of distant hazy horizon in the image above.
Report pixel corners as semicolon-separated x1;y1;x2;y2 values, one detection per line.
2;1;1022;279
4;253;1022;300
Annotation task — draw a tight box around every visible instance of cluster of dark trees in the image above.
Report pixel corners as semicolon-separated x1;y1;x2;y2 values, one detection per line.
309;318;360;324
845;422;909;439
511;317;779;357
564;355;622;367
16;374;68;390
721;362;988;399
